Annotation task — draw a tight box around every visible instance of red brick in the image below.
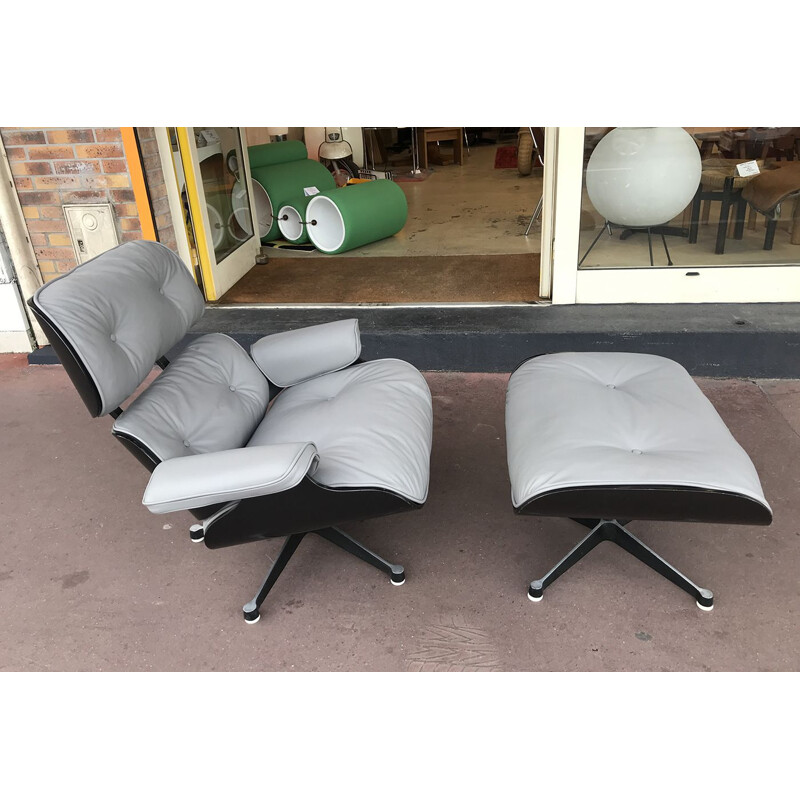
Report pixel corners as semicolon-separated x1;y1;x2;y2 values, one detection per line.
1;130;46;146
14;177;33;190
5;147;26;160
46;129;95;144
139;137;159;156
29;233;48;246
114;203;138;217
48;233;72;247
102;159;128;173
120;217;141;231
59;190;109;204
54;160;101;175
83;174;130;189
56;258;78;273
148;182;167;200
111;189;136;203
74;143;123;159
19;191;60;206
34;246;74;260
10;161;53;176
33;175;81;190
26;219;68;233
94;128;122;142
121;230;143;242
27;145;74;160
40;206;66;219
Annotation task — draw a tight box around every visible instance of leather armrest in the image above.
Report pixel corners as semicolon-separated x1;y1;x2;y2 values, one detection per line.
142;442;319;514
250;319;361;387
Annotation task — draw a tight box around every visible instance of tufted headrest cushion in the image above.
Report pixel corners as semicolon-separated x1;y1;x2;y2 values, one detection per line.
32;241;204;416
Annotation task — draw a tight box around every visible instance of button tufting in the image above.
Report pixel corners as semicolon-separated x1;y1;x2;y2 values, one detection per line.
159;288;165;295
110;334;117;342
606;383;615;389
631;449;643;455
183;440;190;448
229;385;236;392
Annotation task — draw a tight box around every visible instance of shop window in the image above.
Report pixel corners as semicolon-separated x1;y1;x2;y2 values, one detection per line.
577;127;800;269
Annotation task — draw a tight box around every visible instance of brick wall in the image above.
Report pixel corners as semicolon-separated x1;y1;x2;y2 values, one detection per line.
136;127;177;252
0;127;143;282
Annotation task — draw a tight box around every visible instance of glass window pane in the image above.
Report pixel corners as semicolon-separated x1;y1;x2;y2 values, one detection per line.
578;127;800;269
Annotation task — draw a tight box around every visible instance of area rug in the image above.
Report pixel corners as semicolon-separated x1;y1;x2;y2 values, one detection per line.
218;253;541;304
494;145;518;169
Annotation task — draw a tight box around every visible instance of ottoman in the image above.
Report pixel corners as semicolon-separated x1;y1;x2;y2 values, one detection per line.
505;352;772;610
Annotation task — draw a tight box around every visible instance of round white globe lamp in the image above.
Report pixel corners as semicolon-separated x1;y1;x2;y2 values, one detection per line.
581;127;701;265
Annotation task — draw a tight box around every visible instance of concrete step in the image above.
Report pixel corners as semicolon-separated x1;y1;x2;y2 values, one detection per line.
28;302;800;378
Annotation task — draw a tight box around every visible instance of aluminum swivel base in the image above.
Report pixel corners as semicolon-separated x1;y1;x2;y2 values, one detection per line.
242;526;405;624
527;518;714;610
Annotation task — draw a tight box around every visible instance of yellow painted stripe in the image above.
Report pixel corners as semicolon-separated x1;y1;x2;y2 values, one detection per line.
175;127;217;301
120;127;157;242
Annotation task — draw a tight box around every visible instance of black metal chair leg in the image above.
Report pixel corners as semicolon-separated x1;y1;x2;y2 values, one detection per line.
660;232;673;266
579;224;608;267
528;520;713;610
608;523;714;609
316;527;406;585
528;521;605;601
647;228;654;266
242;533;306;624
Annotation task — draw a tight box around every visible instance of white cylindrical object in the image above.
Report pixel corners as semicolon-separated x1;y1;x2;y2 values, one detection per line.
586;127;701;228
278;197;310;243
307;195;345;252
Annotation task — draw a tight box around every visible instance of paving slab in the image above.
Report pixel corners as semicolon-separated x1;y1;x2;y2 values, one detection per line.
1;358;798;671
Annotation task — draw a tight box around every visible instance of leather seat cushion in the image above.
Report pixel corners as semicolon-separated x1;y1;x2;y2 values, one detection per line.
113;333;269;462
247;358;432;504
506;352;771;515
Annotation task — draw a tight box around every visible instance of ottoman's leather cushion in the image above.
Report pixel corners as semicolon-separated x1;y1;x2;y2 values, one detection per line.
506;352;772;524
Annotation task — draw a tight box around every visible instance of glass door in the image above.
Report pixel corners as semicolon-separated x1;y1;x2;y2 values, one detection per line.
172;127;261;301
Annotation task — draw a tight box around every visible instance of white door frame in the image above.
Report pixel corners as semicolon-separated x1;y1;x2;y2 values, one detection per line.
154;127;194;274
548;126;800;304
156;127;260;301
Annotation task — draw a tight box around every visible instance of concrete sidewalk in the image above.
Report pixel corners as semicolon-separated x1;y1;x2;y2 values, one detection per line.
1;355;799;671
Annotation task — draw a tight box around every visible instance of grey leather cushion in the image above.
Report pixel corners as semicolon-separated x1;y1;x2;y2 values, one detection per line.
506;352;771;513
32;241;204;415
250;319;361;388
114;333;269;462
248;358;432;504
142;442;320;514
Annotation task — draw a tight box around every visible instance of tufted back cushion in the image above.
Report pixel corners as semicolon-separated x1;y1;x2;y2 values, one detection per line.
32;240;204;416
113;334;270;462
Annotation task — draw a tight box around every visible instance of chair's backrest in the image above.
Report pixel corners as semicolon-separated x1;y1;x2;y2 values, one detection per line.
28;240;204;417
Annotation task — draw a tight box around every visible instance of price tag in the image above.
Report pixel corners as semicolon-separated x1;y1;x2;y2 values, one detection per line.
303;186;320;196
736;160;760;177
